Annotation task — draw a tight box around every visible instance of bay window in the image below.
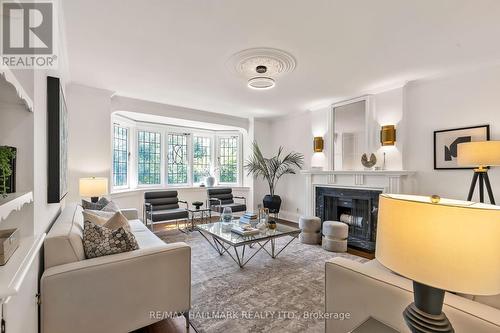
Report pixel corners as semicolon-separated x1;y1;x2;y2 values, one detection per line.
167;133;189;185
111;116;242;190
193;136;211;184
218;135;239;184
137;130;161;185
112;124;129;188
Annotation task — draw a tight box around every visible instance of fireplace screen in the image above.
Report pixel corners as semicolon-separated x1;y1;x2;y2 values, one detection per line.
316;187;381;252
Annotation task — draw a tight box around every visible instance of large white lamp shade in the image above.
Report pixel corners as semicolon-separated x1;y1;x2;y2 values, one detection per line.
376;193;500;295
79;177;108;198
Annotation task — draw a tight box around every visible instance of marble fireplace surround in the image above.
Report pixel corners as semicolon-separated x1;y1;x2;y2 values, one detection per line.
301;170;415;216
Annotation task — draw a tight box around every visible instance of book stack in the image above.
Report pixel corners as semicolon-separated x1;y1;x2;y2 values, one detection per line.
231;225;260;236
239;212;258;224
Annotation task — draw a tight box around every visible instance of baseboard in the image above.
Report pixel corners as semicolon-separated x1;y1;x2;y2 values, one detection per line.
277;210;300;223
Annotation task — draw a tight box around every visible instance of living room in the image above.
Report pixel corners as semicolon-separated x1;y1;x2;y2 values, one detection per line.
0;1;499;332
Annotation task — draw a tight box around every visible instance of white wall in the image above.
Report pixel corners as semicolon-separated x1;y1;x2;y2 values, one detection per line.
405;65;500;201
265;111;313;221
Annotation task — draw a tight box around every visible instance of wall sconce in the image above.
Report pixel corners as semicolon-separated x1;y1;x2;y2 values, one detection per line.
380;125;396;146
313;136;324;152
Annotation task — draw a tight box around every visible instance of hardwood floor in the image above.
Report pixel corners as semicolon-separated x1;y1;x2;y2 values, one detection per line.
134;216;371;332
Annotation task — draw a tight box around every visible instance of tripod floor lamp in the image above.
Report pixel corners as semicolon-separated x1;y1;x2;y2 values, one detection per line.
457;141;500;204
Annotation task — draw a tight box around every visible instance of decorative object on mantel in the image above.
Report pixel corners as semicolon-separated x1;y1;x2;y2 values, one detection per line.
0;146;16;197
0;228;19;266
380;125;396;146
79;177;108;203
245;141;304;214
377;194;500;333
458;140;500;204
361;153;377;169
433;125;489;170
313;136;324;152
47;76;69;203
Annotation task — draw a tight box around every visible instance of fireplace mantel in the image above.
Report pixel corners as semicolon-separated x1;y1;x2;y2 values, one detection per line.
301;169;415;216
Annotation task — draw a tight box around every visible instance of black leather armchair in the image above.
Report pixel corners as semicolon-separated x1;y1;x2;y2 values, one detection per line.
207;188;247;215
143;190;189;231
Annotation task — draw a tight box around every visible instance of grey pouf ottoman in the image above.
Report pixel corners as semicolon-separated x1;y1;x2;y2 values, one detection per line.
299;216;321;245
322;221;348;252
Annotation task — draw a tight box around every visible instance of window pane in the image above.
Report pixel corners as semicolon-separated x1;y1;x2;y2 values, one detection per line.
113;125;128;187
218;136;238;183
138;130;161;185
193;136;211;183
167;133;188;184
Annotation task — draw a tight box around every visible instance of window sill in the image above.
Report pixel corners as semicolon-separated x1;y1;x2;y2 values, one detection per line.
110;185;250;198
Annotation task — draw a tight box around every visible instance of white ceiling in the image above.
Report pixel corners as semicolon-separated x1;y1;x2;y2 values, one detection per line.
62;0;500;118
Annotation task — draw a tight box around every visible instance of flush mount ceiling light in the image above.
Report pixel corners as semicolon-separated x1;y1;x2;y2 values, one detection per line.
227;47;296;90
248;77;275;90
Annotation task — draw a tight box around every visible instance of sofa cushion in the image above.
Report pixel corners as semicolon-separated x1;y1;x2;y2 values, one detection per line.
211;203;246;213
150;208;188;222
44;204;86;269
128;220;167;248
83;221;139;259
102;200;120;212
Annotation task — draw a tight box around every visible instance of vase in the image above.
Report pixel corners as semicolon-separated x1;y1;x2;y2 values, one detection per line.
206;176;215;187
263;195;281;214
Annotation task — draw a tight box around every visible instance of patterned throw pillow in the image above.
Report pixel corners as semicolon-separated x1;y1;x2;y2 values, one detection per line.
83;221;139;259
81;197;110;210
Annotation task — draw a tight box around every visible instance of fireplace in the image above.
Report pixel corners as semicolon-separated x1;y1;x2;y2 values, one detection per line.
316;187;382;253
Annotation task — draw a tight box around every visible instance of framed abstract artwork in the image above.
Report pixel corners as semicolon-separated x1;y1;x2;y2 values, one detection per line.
47;76;69;203
434;125;490;170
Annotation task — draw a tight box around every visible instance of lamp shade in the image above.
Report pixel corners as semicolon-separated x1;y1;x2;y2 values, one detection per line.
79;177;108;197
376;194;500;295
457;141;500;167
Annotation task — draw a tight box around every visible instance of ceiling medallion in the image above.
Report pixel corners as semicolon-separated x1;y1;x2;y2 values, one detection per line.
227;47;296;90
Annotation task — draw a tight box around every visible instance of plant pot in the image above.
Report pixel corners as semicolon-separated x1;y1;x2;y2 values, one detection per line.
206;176;215;187
263;195;281;214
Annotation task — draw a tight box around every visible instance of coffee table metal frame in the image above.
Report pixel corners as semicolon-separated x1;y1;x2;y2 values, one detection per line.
196;222;300;268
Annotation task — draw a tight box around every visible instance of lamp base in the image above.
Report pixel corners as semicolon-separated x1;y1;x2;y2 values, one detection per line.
403;303;454;333
467;168;495;204
91;196;99;203
403;281;454;333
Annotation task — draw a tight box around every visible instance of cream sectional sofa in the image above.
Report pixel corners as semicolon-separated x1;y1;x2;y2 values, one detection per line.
41;204;191;333
326;258;500;333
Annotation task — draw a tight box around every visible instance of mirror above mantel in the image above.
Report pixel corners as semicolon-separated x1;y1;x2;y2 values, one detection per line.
332;96;378;171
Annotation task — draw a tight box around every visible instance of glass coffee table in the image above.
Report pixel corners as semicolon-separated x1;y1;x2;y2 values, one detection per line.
196;221;301;268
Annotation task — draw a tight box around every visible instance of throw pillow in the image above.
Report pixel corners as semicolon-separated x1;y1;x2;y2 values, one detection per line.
83;210;130;231
82;210;115;226
83;221;139;259
103;211;130;231
102;200;120;212
81;197;110;210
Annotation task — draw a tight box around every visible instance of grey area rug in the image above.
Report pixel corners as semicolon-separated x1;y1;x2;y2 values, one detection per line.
156;227;367;333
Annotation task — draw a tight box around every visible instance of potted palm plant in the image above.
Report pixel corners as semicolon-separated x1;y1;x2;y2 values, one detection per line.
245;141;304;213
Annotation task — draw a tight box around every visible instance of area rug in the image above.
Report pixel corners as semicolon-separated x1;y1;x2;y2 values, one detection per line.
156;227;367;333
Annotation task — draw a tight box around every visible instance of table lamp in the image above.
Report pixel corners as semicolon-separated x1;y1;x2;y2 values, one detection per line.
376;194;500;333
79;177;108;203
457;141;500;204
